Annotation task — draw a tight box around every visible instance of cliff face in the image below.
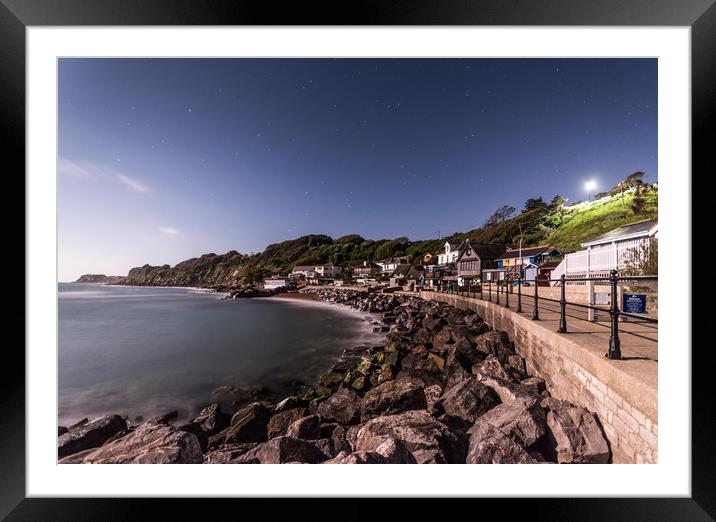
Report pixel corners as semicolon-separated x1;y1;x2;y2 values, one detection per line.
122;251;246;288
75;274;126;284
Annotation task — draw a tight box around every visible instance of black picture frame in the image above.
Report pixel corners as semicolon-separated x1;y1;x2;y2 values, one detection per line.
3;0;711;519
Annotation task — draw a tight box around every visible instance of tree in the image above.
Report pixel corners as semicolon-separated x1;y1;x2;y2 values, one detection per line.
631;183;648;215
524;197;547;212
622;237;657;276
483;205;516;227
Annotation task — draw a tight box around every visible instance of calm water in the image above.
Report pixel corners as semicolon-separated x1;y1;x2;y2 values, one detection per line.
58;283;383;425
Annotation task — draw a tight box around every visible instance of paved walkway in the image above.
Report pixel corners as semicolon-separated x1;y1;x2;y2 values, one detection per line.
427;287;658;362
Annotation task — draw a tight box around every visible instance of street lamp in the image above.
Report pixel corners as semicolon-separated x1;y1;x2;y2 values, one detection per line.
585;179;597;201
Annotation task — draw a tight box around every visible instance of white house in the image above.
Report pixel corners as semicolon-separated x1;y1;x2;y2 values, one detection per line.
437;242;460;266
376;256;410;273
551;219;658;283
291;265;317;278
314;264;342;278
263;277;290;290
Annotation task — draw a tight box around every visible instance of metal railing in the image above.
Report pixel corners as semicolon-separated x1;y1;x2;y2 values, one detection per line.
433;270;657;360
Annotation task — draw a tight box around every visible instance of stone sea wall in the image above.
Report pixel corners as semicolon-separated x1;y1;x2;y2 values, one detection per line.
423;291;657;464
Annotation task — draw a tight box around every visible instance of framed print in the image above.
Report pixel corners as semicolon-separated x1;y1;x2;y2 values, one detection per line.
3;0;713;519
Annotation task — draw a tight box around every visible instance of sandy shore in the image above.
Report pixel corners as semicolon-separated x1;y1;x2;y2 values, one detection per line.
271;291;319;301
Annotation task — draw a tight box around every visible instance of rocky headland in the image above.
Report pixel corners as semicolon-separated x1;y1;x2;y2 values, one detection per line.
74;274;126;284
58;288;610;464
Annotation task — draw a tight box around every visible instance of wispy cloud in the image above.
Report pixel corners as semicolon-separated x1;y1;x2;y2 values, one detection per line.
59;157;151;194
116;173;150;194
158;227;180;235
58;157;95;179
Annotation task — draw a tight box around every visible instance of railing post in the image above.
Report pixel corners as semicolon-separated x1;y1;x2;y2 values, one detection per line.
505;279;510;308
517;278;522;313
558;274;568;333
488;279;492;302
532;277;539;320
496;279;500;304
607;269;622;359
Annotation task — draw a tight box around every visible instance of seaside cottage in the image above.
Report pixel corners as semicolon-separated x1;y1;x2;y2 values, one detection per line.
376;256;410;273
550;219;658;282
455;240;508;287
353;261;382;277
437;242;460;266
496;245;562;280
389;263;412;288
263;277;290;290
291;265;318;279
314;263;342;278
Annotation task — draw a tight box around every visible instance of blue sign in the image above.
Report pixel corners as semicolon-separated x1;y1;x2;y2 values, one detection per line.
623;293;647;314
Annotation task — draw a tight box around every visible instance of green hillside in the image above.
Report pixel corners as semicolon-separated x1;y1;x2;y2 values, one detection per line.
120;177;657;287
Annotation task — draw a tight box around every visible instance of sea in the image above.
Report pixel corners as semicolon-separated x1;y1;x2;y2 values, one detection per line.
58;283;383;426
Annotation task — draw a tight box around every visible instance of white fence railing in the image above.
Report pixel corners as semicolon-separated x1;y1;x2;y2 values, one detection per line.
550;238;651;286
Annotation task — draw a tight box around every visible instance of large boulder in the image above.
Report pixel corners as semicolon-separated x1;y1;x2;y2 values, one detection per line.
424;384;443;412
203;443;259;464
233;436;329;464
472;354;513;381
541;398;610;463
325;437;416;464
316;388;361;425
60;422;203;464
224;402;271;443
473;330;515;361
434;379;501;426
360;378;427;421
324;451;389;464
267;407;309;439
354;410;467;463
474;397;547;448
466;422;538;464
58;414;127;458
286;415;322;440
475;374;536;403
445;338;484;371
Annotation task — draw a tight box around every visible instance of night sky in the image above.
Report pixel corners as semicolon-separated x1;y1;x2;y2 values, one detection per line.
58;58;657;281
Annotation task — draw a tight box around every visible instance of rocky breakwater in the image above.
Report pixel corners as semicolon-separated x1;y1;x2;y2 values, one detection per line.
58;288;611;464
219;284;280;299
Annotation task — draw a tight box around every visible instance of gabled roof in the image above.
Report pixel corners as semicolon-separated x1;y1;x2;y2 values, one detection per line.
444;242;460;251
498;245;560;260
457;240;509;261
292;265;316;272
391;264;412;277
581;219;658;247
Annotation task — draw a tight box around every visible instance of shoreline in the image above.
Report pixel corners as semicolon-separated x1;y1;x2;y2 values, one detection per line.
58;287;613;464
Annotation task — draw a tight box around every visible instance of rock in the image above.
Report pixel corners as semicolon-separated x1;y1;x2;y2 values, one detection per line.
273;396;302;413
473;330;515;361
445;338;485;372
372;437;417;463
319;372;345;388
422;316;443;332
149;410;178;424
434;379;501;426
355;410;466;463
472;354;513;380
68;418;89;430
541;398;610;463
466;421;538;464
475;397;547;448
521;376;547;395
424;384;443;412
203;443;259;463
475;374;536;403
64;422;203;463
506;354;527;379
444;362;473;391
323;451;389;464
224;402;271;443
267;407;309;439
58;426;68;436
360;378;427;421
345;424;364;451
58;448;96;464
316;388;361;425
58;414;127;458
286;415;321;440
199;402;221;417
233;436;329;464
311;437;352;459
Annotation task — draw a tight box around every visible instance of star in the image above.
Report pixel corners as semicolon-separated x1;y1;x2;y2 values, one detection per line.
187;108;192;112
